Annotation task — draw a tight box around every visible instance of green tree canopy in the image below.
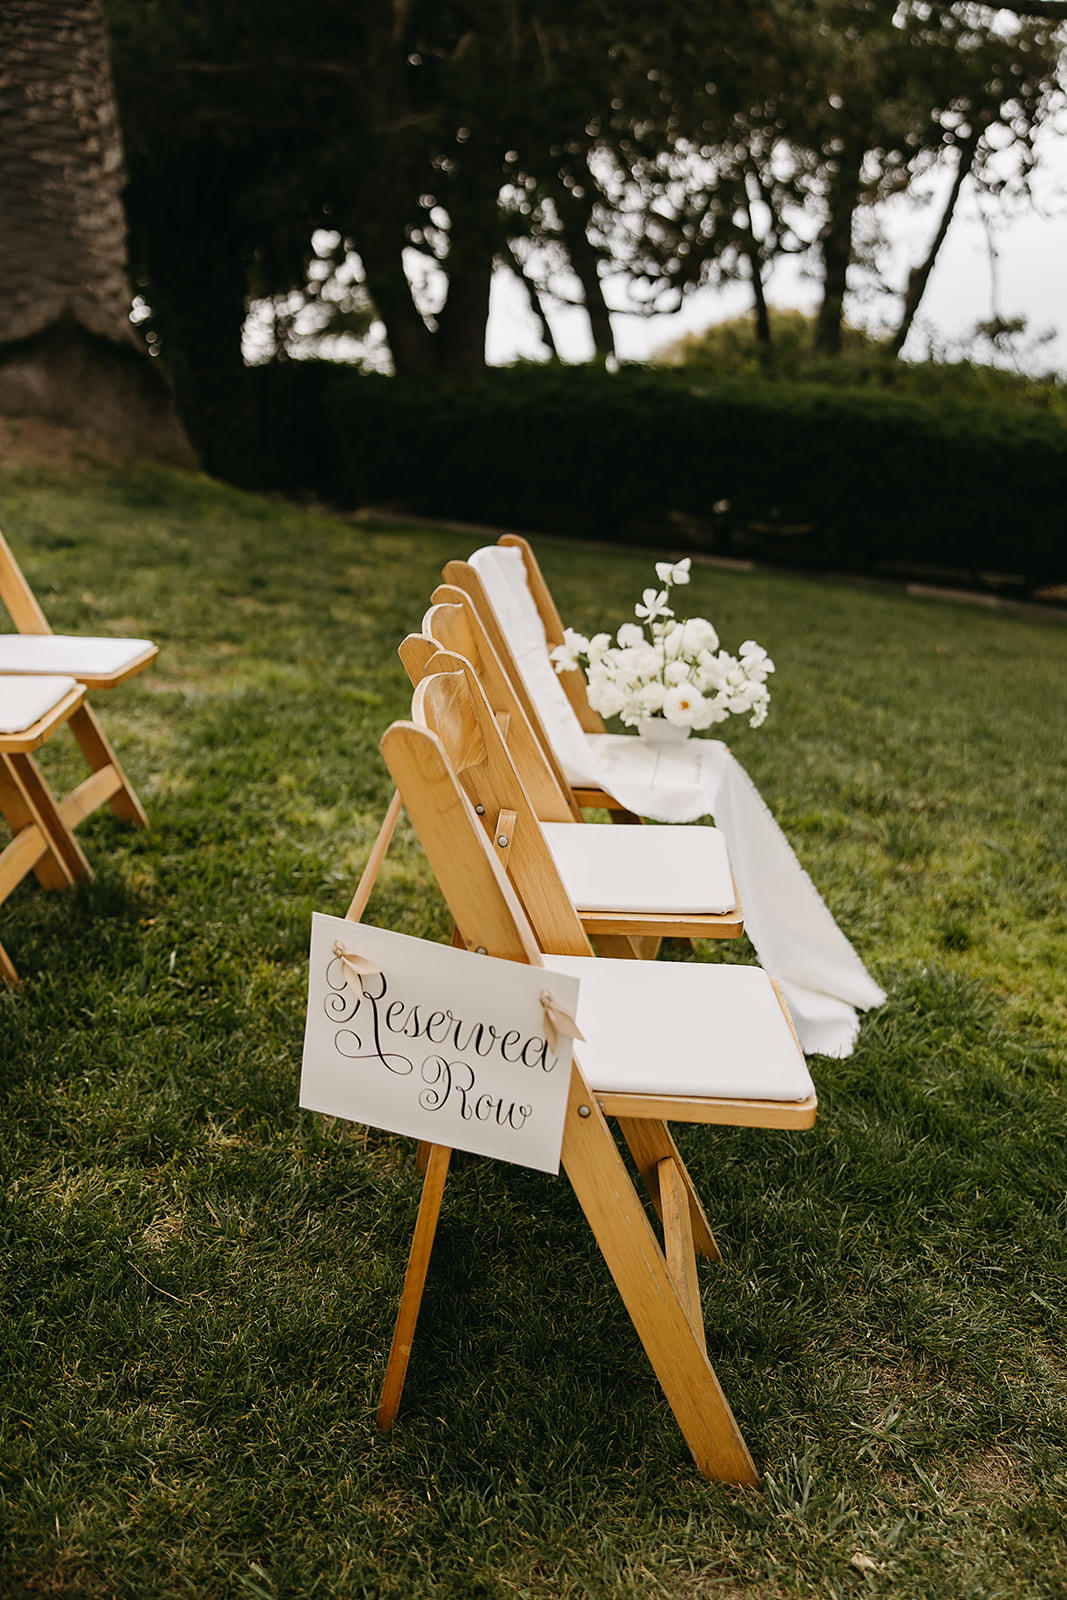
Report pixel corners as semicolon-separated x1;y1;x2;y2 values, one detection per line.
106;0;1066;474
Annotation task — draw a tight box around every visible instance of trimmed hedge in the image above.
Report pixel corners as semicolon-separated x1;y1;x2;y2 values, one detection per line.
249;363;1067;589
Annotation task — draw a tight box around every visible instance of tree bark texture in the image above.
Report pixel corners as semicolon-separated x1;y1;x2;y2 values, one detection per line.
890;133;981;358
0;0;190;461
813;142;864;357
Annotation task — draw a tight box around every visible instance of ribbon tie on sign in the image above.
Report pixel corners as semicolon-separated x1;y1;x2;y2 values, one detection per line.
332;940;384;998
539;988;585;1056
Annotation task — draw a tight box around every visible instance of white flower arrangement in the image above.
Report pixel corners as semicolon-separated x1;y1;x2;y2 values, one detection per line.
550;557;774;732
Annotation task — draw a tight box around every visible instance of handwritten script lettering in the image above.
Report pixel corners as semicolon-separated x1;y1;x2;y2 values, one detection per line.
323;955;553;1133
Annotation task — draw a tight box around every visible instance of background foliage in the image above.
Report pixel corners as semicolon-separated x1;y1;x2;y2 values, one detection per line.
242;360;1067;593
101;0;1066;473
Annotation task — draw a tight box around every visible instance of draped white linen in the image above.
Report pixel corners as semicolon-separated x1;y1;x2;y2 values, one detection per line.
468;544;886;1058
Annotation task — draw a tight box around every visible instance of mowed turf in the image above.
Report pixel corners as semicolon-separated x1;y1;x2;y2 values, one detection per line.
1;456;1065;1599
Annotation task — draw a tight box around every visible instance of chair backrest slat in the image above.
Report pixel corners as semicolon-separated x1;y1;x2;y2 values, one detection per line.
407;666;591;960
413;670;488;776
0;530;52;635
379;718;543;966
426;589;579;821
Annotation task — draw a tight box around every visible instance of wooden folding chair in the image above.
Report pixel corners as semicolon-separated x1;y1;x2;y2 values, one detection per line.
0;528;157;829
440;540;887;1063
1;675;95;982
371;666;817;1484
412;642;743;951
349;601;742;960
440;535;622;814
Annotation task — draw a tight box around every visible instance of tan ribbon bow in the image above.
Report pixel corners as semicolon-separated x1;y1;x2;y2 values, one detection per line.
539;988;585;1056
332;940;384;997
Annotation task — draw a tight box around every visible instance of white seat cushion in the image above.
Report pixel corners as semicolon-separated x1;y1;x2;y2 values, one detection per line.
542;955;814;1100
0;634;154;679
541;820;735;913
0;674;79;734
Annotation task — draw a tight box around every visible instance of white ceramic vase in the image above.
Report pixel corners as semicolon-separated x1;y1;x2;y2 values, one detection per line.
635;717;691;747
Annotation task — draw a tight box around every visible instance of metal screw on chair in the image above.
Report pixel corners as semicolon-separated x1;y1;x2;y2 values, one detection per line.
578;1105;591;1118
474;804;485;814
496;834;509;848
475;946;487;955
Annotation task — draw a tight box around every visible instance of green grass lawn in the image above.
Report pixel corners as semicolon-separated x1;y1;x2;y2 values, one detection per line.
1;456;1065;1599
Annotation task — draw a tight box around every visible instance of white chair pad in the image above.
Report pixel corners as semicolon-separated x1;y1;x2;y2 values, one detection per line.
542;955;814;1100
0;674;79;734
0;634;155;680
541;820;736;913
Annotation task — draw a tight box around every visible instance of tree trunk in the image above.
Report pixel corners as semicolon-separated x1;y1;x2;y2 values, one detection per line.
554;165;616;360
890;134;981;358
435;159;503;375
567;231;616;361
0;0;191;462
354;216;439;376
813;143;863;357
506;243;560;359
749;254;772;348
131;164;256;482
742;175;772;348
436;256;493;374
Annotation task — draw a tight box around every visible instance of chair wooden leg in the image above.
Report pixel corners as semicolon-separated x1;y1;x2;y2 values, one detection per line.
658;1156;706;1353
377;1142;452;1432
346;789;404;922
615;1116;721;1262
1;752;83;985
562;1069;758;1486
7;753;92;884
0;753;75;892
67;704;148;828
0;938;17;984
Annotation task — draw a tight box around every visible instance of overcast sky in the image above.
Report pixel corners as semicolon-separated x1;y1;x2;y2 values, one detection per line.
486;122;1067;376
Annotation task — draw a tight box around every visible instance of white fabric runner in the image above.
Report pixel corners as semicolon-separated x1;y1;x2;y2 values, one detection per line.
469;543;886;1058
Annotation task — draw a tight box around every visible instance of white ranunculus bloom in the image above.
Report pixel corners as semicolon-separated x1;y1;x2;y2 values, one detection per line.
616;622;644;648
664;658;690;685
638;680;667;713
586;631;612;664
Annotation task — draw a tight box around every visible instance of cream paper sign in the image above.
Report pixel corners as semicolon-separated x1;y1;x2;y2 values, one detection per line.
300;913;580;1174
